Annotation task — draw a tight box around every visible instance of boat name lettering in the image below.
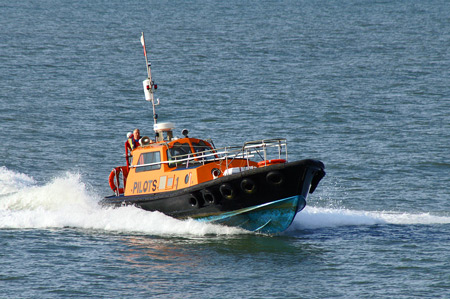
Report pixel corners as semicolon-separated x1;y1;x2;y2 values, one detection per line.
132;180;158;194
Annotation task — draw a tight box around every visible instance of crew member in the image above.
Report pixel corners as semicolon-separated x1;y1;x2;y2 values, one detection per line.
130;128;141;149
125;129;141;167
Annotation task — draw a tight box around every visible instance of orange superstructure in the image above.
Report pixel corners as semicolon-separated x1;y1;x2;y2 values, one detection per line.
112;132;266;197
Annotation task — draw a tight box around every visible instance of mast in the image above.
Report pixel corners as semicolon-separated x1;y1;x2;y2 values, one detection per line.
140;32;159;125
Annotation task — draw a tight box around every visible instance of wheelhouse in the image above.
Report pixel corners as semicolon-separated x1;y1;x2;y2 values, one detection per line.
119;136;288;197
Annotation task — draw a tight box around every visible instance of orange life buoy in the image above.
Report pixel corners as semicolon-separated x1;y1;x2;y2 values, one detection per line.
108;166;129;195
257;159;286;167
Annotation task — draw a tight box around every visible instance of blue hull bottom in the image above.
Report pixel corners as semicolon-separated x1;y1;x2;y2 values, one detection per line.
196;195;306;234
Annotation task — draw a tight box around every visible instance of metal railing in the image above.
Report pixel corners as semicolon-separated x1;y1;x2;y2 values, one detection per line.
131;138;288;171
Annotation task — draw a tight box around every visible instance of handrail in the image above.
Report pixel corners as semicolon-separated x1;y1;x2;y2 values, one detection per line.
131;138;287;169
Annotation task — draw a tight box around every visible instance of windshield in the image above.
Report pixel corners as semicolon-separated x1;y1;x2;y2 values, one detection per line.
135;151;161;172
169;142;192;157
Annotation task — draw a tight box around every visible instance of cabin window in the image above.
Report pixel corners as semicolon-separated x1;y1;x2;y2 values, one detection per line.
192;140;211;153
167;142;192;168
192;141;214;160
135;151;161;172
169;142;192;157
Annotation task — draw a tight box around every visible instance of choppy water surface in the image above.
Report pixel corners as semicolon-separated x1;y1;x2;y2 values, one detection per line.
1;0;449;298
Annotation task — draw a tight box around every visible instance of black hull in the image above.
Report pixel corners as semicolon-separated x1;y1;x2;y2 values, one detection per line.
102;159;325;220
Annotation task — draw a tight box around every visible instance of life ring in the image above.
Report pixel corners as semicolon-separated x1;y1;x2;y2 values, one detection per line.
257;159;286;167
266;171;284;187
219;183;235;200
201;189;217;204
108;167;128;195
240;178;257;195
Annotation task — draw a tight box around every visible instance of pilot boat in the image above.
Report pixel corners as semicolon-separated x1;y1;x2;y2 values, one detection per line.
101;33;325;234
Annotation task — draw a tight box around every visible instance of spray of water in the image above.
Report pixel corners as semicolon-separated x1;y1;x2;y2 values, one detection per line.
0;167;245;236
1;167;448;235
289;206;450;231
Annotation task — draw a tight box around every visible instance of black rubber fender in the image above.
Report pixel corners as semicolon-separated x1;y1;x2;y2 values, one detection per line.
201;189;218;204
219;183;235;200
188;194;202;208
240;178;257;195
266;171;284;187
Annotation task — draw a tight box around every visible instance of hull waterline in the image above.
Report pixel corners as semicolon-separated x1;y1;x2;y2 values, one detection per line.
196;195;305;234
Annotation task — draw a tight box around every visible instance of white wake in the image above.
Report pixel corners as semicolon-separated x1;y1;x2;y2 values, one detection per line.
1;167;448;236
0;167;245;236
289;206;450;231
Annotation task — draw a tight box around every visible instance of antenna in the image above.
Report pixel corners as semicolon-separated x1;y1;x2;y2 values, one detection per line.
140;32;159;125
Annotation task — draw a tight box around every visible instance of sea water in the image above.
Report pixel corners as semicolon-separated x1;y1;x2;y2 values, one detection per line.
1;0;449;298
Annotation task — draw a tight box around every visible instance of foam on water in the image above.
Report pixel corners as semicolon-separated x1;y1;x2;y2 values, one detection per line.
1;168;448;236
289;206;450;231
0;166;36;195
0;168;245;236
